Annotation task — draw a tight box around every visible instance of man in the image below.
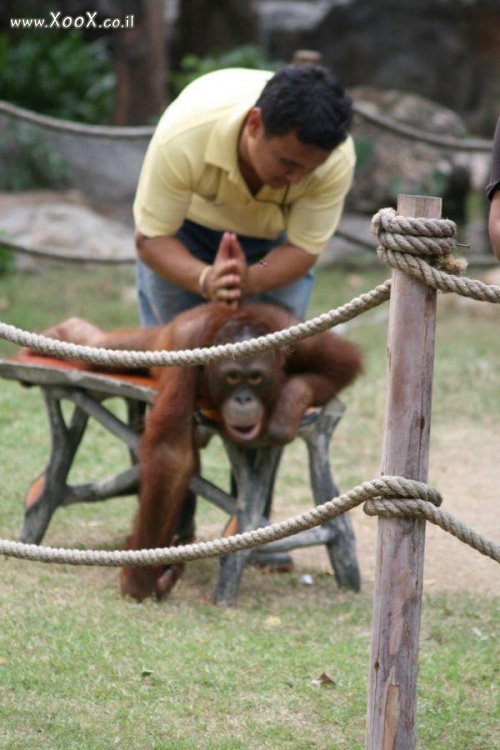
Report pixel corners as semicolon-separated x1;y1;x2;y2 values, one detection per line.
487;117;500;260
134;63;355;324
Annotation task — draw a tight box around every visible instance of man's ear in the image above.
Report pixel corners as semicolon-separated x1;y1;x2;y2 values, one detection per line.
246;107;264;136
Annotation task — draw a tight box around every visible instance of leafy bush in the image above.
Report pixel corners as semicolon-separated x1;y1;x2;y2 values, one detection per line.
0;29;115;123
0;243;14;275
0;122;72;191
353;137;375;168
170;44;282;97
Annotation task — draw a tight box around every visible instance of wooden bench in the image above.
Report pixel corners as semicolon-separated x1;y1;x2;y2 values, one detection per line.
0;355;360;603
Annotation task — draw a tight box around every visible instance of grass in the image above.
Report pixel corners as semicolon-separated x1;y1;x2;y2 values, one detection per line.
0;260;498;749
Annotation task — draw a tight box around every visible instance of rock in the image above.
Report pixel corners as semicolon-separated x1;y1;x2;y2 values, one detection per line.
257;0;500;135
0;191;135;270
346;87;471;220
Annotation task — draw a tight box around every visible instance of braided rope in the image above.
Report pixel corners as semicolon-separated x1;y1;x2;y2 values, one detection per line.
1;208;499;572
352;102;492;153
3;210;497;372
372;208;500;302
0;476;498;567
0;99;492;152
372;208;457;258
364;498;500;562
0;99;153;139
0;227;372;264
0;280;391;367
379;250;500;302
0;236;134;265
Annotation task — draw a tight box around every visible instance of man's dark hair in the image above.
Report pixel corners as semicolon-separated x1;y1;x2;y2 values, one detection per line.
255;64;352;151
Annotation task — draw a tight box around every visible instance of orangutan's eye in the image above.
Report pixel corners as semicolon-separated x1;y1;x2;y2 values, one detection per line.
248;372;263;386
226;371;242;386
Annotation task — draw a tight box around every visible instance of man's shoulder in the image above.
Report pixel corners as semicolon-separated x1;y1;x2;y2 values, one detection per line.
181;68;273;99
156;68;273;141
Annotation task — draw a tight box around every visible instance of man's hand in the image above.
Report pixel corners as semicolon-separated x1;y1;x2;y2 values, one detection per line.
202;232;249;306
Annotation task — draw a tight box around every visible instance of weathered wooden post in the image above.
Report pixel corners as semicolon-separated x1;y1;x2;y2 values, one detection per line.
366;195;441;749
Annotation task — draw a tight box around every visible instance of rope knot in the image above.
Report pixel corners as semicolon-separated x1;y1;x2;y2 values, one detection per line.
372;207;466;275
363;476;443;519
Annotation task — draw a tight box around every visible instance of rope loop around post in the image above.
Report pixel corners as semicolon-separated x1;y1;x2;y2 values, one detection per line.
372;206;466;275
363;475;443;518
372;206;500;304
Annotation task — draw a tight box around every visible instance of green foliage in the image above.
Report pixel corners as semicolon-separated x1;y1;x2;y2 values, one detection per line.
353;137;374;168
387;167;449;203
0;29;115;123
0;244;14;276
0;122;72;191
170;44;282;97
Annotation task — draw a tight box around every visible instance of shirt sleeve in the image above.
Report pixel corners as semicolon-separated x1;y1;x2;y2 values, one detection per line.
285;137;356;255
133;135;193;238
486;118;500;201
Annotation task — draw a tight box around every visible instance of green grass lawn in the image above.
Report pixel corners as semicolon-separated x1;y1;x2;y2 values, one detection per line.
0;260;498;749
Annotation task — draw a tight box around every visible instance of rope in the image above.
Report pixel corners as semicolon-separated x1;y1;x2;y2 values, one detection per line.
3;210;498;371
352;102;492;153
0;280;392;366
0;98;492;152
0;208;499;573
0;225;373;265
372;208;500;303
0;99;153;140
364;498;500;562
0;476;498;567
0;96;492;267
0;236;134;265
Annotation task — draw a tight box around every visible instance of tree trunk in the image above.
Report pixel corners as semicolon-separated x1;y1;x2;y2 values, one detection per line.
113;0;167;125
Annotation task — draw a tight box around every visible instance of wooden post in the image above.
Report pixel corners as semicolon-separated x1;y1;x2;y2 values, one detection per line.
366;195;441;749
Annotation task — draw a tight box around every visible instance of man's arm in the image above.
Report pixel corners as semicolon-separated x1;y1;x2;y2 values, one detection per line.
137;232;317;303
244;241;317;296
486;118;500;261
488;192;500;261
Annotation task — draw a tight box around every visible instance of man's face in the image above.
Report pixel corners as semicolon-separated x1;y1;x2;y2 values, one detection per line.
242;108;331;190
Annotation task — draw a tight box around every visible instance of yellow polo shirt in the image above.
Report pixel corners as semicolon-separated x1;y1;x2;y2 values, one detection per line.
133;68;355;255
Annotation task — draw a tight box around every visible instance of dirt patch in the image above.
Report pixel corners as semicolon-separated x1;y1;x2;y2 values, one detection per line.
291;423;500;598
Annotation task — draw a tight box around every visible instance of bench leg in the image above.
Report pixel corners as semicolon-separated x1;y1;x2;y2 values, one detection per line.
214;445;283;606
20;389;89;544
301;399;360;592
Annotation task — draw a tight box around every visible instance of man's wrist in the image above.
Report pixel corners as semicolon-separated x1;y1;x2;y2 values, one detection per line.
245;265;261;297
198;266;211;298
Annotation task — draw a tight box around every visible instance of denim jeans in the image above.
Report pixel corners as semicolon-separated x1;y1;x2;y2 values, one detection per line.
136;220;314;325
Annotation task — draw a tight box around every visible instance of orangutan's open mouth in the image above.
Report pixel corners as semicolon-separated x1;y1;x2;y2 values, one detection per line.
227;422;262;442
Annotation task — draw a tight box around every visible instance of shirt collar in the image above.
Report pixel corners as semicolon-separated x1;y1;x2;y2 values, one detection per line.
205;101;250;184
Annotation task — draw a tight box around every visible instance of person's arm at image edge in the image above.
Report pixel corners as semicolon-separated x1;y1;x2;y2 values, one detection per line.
488;191;500;261
487;117;500;261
